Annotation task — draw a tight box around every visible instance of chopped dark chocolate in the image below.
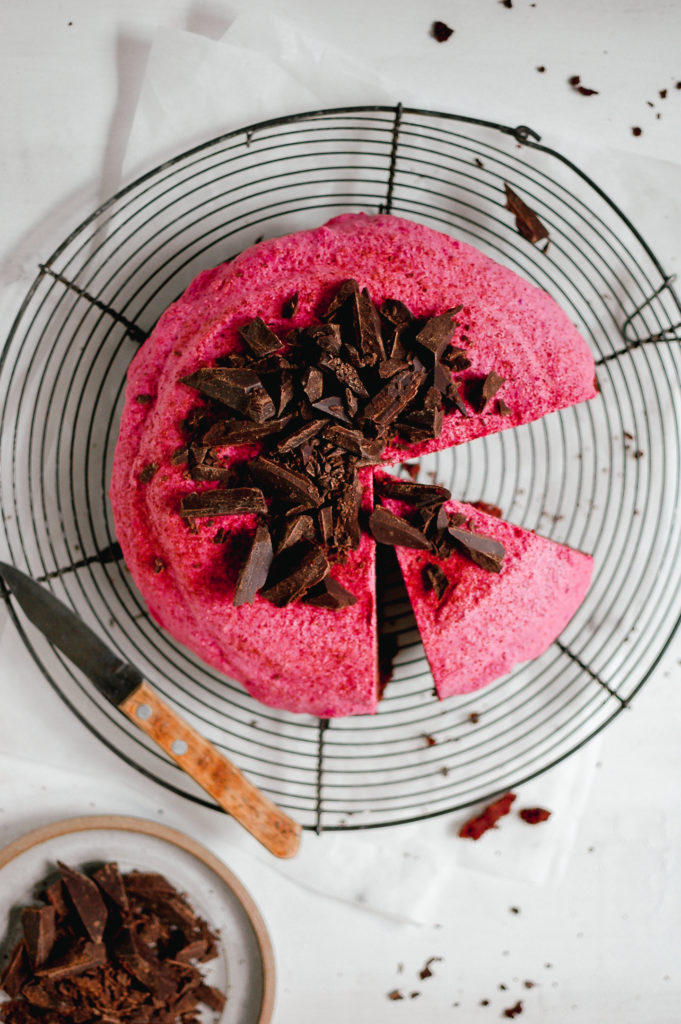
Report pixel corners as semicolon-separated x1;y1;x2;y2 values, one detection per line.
302;366;324;403
422;563;450;601
182;367;276;422
260;543;330;606
57;862;107;944
375;477;452;507
282;291;299;319
276;420;325;452
317;354;369;397
179;487;267;517
311;395;353;424
497;398;512;416
0;942;29;998
303;575;358;609
138;462;158;484
504;183;550;244
448;526;505;572
369;507;432;550
21;907;56;969
202;415;292;446
277;514;316;553
250;456;321;507
92;863;129;913
238;316;283;357
416;307;461;361
233;522;273;606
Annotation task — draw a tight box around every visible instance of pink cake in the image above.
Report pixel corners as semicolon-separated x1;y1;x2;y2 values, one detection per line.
381;493;594;697
110;213;597;717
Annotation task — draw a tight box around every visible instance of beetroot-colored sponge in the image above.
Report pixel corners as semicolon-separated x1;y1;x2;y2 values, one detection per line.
110;213;597;717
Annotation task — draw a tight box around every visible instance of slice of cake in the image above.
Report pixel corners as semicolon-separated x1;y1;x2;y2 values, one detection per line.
111;212;596;716
378;484;594;697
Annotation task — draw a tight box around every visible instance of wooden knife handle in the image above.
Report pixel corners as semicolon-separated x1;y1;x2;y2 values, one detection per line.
120;680;301;859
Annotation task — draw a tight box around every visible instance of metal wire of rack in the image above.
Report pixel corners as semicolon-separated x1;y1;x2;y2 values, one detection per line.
1;105;680;831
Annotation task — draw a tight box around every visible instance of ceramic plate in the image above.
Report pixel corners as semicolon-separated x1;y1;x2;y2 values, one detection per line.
0;815;274;1024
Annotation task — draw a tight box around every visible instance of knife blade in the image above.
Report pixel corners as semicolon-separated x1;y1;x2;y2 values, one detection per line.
0;561;301;859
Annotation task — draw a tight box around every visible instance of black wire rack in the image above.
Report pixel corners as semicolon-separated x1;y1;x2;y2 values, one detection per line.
1;105;680;832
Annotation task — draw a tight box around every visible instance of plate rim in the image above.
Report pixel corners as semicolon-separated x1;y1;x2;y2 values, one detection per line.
0;813;275;1024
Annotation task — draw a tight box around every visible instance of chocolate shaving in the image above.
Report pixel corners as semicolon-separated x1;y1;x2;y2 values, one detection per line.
179;487;267;517
504;183;550;244
369;507;432;550
233;522;273;606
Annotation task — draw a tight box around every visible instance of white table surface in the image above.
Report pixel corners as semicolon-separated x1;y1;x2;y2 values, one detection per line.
2;2;681;1022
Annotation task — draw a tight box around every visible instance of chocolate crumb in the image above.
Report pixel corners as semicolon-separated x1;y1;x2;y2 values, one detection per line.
632;126;642;136
501;0;512;6
568;75;599;96
431;20;454;42
536;65;546;72
138;462;158;484
468;712;480;724
419;956;443;979
503;1001;524;1018
152;557;165;574
135;393;153;404
659;88;667;99
422;734;438;748
387;989;404;1000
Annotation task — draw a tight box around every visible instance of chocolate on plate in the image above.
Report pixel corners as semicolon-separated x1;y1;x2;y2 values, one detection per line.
0;862;225;1024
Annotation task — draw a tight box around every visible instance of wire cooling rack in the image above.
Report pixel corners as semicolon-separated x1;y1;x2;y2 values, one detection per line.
1;105;680;831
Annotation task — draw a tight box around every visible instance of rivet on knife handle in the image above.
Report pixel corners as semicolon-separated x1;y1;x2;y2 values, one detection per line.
120;680;301;859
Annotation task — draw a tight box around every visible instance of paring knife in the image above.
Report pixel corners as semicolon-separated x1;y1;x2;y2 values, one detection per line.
0;561;301;859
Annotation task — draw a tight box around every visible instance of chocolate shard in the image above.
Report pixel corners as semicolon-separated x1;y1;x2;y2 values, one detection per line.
360;366;428;434
260;543;330;606
415;307;462;361
353;287;386;366
233;522;274;606
276;514;316;553
323;424;383;460
368;507;432;549
188;463;232;483
58;862;107;944
238;316;283;357
304;322;342;355
469;370;506;413
379;297;415;327
317;354;370;397
334;473;363;550
276;369;296;416
504;183;550;244
42;880;69;919
311;395;353;425
282;292;299;319
92;863;129;913
445;378;469;416
322;278;360;322
318;505;335;546
378;357;412;379
202;415;292;446
179;487;267;517
115;931;162;992
302;366;324;403
497;398;513;416
375;478;452;506
432;359;452;393
448;526;505;572
196;982;227;1013
21;906;56;969
276;420;325;453
36;940;107;981
1;942;30;997
422;562;450;601
250;456;321;507
302;575;358;609
181;367;276;422
399;386;444;440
